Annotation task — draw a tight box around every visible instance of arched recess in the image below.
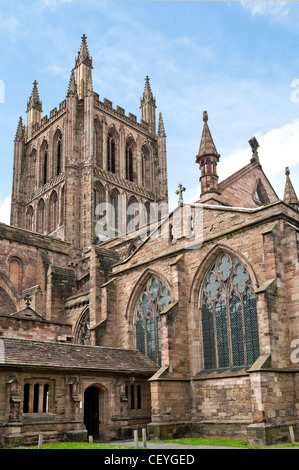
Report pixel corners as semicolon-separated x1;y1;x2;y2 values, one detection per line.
0;270;19;314
107;126;118;174
94;118;102;168
125;136;136;182
49;190;58;234
127;195;138;233
74;307;91;345
9;256;23;292
53;129;63;178
26;205;34;232
37;198;46;234
141;143;152;191
109;188;120;232
93;182;105;221
40;140;49;186
27;149;36;194
60;185;65;227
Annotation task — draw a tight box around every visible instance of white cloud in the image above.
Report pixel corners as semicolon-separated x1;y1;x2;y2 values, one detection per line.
240;1;290;18
0;195;11;225
0;15;19;41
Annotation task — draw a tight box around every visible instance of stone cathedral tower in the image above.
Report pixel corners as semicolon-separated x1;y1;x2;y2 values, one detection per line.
10;35;168;250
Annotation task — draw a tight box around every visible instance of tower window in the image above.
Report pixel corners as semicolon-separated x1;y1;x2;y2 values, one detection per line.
43;144;48;185
107;133;116;173
126;143;134;182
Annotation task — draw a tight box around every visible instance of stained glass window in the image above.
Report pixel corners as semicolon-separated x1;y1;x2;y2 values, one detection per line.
200;253;260;370
135;277;171;365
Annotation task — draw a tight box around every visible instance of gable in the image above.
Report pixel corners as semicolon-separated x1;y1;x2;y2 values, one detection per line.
218;162;278;208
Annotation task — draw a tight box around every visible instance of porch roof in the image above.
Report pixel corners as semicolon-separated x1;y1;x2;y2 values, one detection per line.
0;337;159;375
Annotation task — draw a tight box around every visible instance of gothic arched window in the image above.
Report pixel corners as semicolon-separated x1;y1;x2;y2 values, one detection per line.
94;120;102;168
107;132;116;173
56;133;62;176
135;277;171;365
49;191;58;234
126;142;134;182
75;308;91;345
37;198;46;234
200;253;260;371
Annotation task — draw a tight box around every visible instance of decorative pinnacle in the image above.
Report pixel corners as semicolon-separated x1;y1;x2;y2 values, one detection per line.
67;68;77;97
75;34;93;69
158;112;166;136
285;167;290;176
203;110;208;122
15;116;25;141
27;80;42;112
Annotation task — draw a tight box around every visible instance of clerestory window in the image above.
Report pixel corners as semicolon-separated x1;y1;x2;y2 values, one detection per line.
200;253;260;371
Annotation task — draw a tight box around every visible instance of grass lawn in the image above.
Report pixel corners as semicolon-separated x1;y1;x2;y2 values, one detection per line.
12;437;299;449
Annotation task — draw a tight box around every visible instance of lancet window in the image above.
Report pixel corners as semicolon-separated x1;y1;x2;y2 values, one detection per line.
135;277;171;365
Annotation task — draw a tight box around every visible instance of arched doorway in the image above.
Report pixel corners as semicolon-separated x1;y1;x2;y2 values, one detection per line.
84;386;100;439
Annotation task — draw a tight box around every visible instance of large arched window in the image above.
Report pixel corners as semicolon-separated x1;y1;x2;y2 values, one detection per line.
135;276;171;365
200;253;260;370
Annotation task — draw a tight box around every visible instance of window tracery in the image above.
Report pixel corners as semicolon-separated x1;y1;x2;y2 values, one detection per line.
200;253;260;370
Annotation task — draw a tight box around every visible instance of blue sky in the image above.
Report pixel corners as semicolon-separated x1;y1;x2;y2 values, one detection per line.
0;0;299;223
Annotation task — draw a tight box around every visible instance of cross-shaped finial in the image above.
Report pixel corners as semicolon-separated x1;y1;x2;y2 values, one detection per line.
249;136;260;163
24;294;32;308
176;184;186;206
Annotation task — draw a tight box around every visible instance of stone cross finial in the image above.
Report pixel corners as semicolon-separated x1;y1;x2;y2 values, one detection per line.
176;184;186;206
24;294;32;308
249;136;260;163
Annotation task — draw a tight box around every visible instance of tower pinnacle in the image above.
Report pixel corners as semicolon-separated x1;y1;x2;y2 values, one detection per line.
284;167;299;210
74;34;93;100
196;111;221;198
27;80;42;113
140;76;156;137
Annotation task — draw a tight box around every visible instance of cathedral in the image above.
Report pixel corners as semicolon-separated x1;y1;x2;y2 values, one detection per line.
0;35;298;448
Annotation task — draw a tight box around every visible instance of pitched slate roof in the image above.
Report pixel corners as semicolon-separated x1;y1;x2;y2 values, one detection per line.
0;338;158;375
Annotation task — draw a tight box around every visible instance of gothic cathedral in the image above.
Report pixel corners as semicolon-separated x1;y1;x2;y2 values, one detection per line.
0;36;298;447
